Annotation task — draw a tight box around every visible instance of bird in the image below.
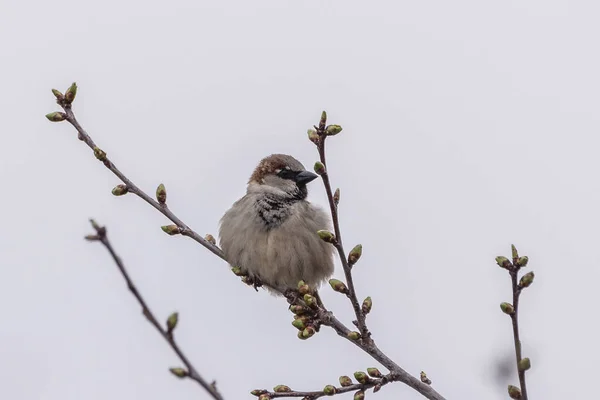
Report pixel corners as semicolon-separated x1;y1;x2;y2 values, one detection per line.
219;154;334;295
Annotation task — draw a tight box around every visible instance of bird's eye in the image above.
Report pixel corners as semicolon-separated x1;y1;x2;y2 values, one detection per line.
277;169;296;179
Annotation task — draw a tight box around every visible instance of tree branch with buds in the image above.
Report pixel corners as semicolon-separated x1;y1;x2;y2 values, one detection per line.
495;245;533;400
84;219;224;400
47;83;450;400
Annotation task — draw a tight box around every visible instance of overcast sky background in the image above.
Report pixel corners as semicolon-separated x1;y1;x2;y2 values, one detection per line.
1;1;598;399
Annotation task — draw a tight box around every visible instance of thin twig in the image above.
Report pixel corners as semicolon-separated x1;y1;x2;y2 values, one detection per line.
57;99;225;261
510;270;528;400
86;220;224;400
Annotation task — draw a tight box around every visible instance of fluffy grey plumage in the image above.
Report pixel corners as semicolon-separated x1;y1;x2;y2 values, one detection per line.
219;154;334;294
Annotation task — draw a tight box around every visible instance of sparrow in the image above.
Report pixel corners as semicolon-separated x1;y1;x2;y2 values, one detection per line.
219;154;334;295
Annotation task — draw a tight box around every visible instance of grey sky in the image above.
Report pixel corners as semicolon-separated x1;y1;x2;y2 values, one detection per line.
1;0;596;399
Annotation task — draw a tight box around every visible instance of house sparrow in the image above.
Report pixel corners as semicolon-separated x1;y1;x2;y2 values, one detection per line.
219;154;334;295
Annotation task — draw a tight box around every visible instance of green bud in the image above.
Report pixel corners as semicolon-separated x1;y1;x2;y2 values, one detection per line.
204;234;216;245
348;244;363;265
292;318;306;330
518;358;531;371
303;294;318;308
297;280;306;289
325;124;343;136
289;305;307;315
420;371;432;384
511;244;519;260
339;376;353;387
367;367;382;378
259;395;270;400
361;297;372;315
500;302;515;315
64;82;78;103
298;283;311;295
111;184;128;196
166;312;178;332
353;390;365;400
333;188;340;205
250;389;267;396
231;266;244;276
516;256;529;268
45;112;66;122
273;385;291;393
307;128;319;144
323;385;337;396
93;147;107;161
353;371;369;384
317;230;336;243
314;161;326;175
84;234;99;241
495;256;511;269
508;385;522;399
347;331;361;341
156;183;167;204
519;271;535;288
51;89;64;100
319;111;327;129
161;224;181;235
169;367;187;378
301;326;316;339
328;278;348;294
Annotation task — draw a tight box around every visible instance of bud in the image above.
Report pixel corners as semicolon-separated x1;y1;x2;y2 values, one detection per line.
303;294;318;308
339;376;353;387
111;184;128;196
516;256;529;268
289;305;307;315
93;147;107;161
353;371;369;384
495;256;511;269
314;161;326;175
333;188;340;205
84;234;99;241
250;389;267;396
328;279;348;294
231;266;244;276
348;244;363;265
298;282;311;295
317;230;336;243
156;183;167;204
500;302;515;315
308;128;319;144
273;385;291;393
508;385;522;399
300;326;316;339
292;318;306;330
519;271;535;288
420;371;432;384
325;124;343;136
367;367;382;378
373;384;382;393
319;111;327;129
518;358;531;371
511;244;519;260
204;234;216;245
64;82;78;104
51;88;64;100
166;312;178;332
361;297;372;315
169;367;187;378
45;112;66;122
347;331;361;341
161;224;181;235
259;395;270;400
323;385;337;396
353;390;365;400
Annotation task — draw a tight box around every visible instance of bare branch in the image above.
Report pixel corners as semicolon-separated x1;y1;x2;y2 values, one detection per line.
85;219;224;400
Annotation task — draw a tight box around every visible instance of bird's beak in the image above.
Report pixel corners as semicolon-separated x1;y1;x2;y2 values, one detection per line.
294;171;319;185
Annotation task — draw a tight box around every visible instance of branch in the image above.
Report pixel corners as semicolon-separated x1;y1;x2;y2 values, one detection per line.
85;219;224;400
496;246;534;400
47;86;446;400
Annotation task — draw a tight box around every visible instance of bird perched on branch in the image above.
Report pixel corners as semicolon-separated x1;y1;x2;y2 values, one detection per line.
219;154;334;295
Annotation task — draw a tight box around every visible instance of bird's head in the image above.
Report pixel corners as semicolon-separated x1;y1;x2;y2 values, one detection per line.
247;154;318;199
